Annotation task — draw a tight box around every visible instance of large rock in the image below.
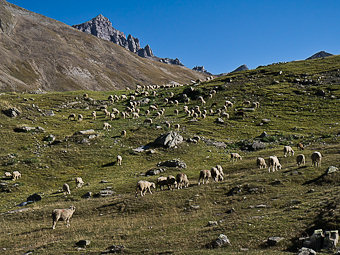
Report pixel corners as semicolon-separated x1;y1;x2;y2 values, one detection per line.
303;229;324;251
325;166;338;175
157;159;187;169
14;126;45;133
267;236;284;246
153;131;183;148
145;168;166;176
2;107;21;117
297;247;316;255
101;245;125;254
209;234;231;248
76;240;91;247
26;193;42;202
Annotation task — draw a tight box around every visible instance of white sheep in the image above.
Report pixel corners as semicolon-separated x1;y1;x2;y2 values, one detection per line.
103;122;111;130
174;109;179;115
216;165;224;177
117;155;122;166
52;205;76;229
283;146;295;157
77;114;83;121
198;170;211;185
211;167;223;182
121;130;127;137
110;112;116;121
231;153;242;162
296;154;305;166
12;171;21;180
268;156;282;172
135;180;156;197
75;177;84;188
256;157;267;169
174;124;180;131
311;151;322;167
176;173;189;189
68;113;76;120
4;172;12;178
144;118;153;125
92;111;96;120
63;183;71;195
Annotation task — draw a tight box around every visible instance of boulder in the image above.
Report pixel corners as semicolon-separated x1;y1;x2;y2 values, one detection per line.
153;131;183;148
267;236;284;246
2;107;21;118
325;166;338;175
26;193;42;202
297;247;316;255
14;126;45;133
209;234;231;248
247;141;266;151
261;119;271;124
303;229;324;250
323;230;338;249
44;110;55;116
259;131;268;138
157;159;187;169
43;134;56;143
95;190;115;197
101;245;125;254
82;192;92;199
215;118;224;124
75;129;96;135
145;168;166;176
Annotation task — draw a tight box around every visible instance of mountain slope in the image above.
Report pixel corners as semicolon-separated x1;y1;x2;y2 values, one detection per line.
306;51;333;60
0;1;205;92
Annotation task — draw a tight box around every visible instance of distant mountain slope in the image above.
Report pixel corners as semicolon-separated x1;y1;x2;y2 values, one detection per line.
0;1;204;92
231;64;249;73
73;14;183;66
306;51;333;60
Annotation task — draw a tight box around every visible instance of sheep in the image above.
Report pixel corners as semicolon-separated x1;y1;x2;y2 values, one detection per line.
198;96;206;105
12;171;21;180
75;177;84;188
52;205;76;229
108;95;114;102
92;111;96;120
216;164;224;178
104;109;110;118
283;146;295;157
174;100;179;106
243;100;251;106
135;180;156;197
165;121;171;129
121;130;127;137
145;110;150;116
311;151;322;167
268;156;282;172
156;176;168;191
198;170;211;185
211;167;223;182
63;183;71;195
174;109;179;115
83;93;89;99
109;112;115;121
256;157;267;169
253;101;260;108
121;111;127;119
174;124;180;131
132;112;140;119
68;113;76;120
231;153;242;162
117;155;122;166
176;173;189;189
103;122;111;130
296;154;305;166
224;100;233;108
77;114;83;121
167;175;177;190
297;142;304;150
4;172;12;178
144;118;153;125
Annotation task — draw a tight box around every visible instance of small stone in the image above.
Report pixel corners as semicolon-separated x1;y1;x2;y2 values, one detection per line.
261;119;271;124
210;234;231;248
267;236;284;246
207;221;218;227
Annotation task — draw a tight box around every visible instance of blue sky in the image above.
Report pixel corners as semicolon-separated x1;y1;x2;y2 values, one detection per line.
8;0;340;74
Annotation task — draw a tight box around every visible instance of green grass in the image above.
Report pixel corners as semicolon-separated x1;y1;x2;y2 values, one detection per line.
0;56;339;254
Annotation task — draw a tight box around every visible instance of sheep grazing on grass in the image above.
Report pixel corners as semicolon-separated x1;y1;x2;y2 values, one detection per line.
231;153;242;162
68;113;76;120
108;95;114;103
225;100;233;108
63;183;71;195
216;165;224;177
156;176;168;191
4;172;12;178
77;114;83;121
135;181;156;197
12;171;21;180
252;102;260;108
103;122;111;130
176;173;189;189
174;124;180;131
92;111;96;120
311;151;322;167
296;154;305;166
268;156;282;172
52;205;76;229
75;177;84;188
83;93;89;99
132;112;140;119
198;170;211;185
117;155;122;166
104;109;110;118
165;121;171;128
110;112;116;121
297;142;304;150
167;175;177;190
144;118;153;125
121;130;127;137
211;167;223;182
283;146;295;157
174;109;179;115
256;157;267;169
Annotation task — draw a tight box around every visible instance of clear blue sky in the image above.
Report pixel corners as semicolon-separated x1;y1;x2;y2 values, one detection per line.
8;0;340;74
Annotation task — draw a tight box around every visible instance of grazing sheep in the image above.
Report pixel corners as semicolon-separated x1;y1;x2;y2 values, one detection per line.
165;121;171;128
268;156;282;172
296;154;306;166
108;95;114;102
144;118;153;125
117;155;122;166
156;176;168;191
211;167;223;182
174;124;180;131
256;157;267;169
311;151;322;167
77;114;83;121
167;175;177;190
135;180;156;197
231;153;242;162
110;112;116;121
225;100;233;108
198;170;211;185
243;100;251;106
132;112;140;119
75;177;84;188
252;102;260;108
68;113;76;120
283;146;295;157
176;173;189;189
174;109;179;115
4;172;12;178
92;111;96;120
103;122;111;130
104;109;110;118
52;205;76;229
216;165;224;177
297;142;304;150
12;171;21;180
83;93;89;99
121;130;127;137
63;183;71;195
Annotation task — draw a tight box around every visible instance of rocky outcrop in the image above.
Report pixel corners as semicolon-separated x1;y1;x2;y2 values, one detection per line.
192;66;212;75
231;64;249;73
306;51;333;60
73;14;183;65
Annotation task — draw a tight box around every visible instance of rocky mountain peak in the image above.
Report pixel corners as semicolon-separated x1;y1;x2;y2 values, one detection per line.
306;51;333;60
192;66;211;75
231;64;249;73
73;14;181;65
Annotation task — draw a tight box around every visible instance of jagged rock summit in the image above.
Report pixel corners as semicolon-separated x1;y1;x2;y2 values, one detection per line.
192;66;212;75
73;14;183;66
306;51;333;60
231;64;249;73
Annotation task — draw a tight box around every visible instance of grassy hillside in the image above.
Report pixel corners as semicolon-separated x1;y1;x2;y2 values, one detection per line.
0;56;339;254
